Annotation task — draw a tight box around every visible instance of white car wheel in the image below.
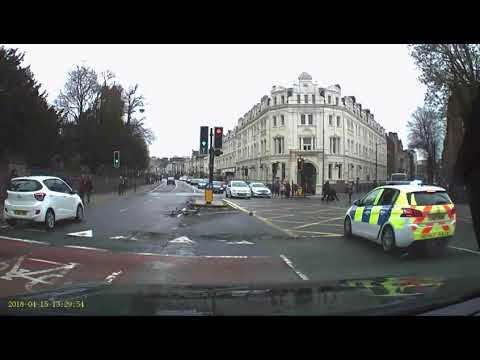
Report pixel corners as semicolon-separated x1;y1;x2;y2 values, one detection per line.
381;226;396;253
75;205;84;222
45;209;55;231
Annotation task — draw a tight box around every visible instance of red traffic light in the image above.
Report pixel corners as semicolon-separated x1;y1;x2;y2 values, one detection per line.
216;128;222;134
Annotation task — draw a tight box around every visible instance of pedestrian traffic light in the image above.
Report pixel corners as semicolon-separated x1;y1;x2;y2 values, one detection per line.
200;126;209;155
214;127;223;149
297;158;304;172
113;151;120;168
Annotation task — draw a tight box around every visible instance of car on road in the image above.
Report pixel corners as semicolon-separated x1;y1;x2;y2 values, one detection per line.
189;178;201;186
249;182;272;198
197;179;209;189
343;183;456;255
213;181;226;194
179;176;188;182
225;180;252;199
4;176;85;230
167;177;175;185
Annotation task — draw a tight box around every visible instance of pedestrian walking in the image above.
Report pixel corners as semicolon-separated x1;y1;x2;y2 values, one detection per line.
285;181;291;199
85;175;93;204
78;175;87;204
347;181;353;203
280;181;285;198
118;176;123;196
322;181;330;201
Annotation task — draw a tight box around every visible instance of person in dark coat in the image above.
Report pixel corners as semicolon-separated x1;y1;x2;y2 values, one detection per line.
85;175;93;204
285;181;291;199
78;175;87;204
322;181;331;201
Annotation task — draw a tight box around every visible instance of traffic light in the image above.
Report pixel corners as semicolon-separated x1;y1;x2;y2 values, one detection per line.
113;151;120;168
297;158;304;172
200;126;209;155
214;127;223;149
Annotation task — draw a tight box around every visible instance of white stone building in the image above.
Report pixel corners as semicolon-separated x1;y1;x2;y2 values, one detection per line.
215;72;387;194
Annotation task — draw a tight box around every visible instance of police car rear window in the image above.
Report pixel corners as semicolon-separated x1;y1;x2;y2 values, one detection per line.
407;191;451;206
8;179;42;192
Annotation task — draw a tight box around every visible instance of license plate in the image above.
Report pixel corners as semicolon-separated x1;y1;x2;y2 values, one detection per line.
14;210;27;215
429;213;445;220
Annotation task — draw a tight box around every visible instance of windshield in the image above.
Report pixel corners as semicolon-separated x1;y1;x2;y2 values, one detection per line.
8;179;42;192
1;43;479;316
407;191;452;206
231;181;247;187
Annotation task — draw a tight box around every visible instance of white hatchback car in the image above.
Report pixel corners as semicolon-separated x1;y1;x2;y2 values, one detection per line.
4;176;85;230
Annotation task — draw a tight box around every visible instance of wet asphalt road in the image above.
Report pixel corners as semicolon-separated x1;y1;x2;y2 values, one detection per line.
1;179;480;284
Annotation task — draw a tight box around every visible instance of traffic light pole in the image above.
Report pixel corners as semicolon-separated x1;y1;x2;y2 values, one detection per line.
209;128;214;185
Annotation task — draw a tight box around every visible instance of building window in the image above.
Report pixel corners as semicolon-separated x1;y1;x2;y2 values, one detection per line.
336;97;339;106
302;137;312;151
273;116;277;127
337;164;342;179
329;115;333;126
301;114;306;125
328;95;331;104
304;95;308;104
281;96;285;104
281;163;286;180
328;164;333;179
274;97;277;105
274;137;284;154
330;137;341;154
307;114;313;125
337;116;341;127
297;94;301;104
312;95;315;104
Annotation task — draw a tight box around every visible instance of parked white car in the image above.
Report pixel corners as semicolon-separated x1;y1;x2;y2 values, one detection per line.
225;180;252;199
4;176;85;230
249;182;272;198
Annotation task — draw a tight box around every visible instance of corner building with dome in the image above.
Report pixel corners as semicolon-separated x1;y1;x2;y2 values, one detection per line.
215;72;388;194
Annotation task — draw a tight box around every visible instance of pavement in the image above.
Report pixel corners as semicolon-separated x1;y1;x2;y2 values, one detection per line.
1;179;479;300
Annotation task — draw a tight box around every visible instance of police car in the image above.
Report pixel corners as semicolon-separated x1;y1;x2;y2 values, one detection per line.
343;181;456;254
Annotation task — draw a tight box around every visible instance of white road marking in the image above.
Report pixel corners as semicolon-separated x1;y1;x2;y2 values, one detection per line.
110;235;129;239
64;245;109;252
119;208;128;213
168;236;196;245
280;255;309;281
26;229;46;233
0;225;9;229
448;246;480;255
226;240;255;245
288;229;343;237
29;258;66;266
292;216;345;229
66;230;93;237
0;235;48;245
105;271;123;283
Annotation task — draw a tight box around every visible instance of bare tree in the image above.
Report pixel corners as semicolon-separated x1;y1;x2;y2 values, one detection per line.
124;84;144;126
407;107;444;184
55;65;99;124
409;44;480;117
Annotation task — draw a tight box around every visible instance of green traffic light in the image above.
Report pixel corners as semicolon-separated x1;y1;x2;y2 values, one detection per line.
202;141;206;146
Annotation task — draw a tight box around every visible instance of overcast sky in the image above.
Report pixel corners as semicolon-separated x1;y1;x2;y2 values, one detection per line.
6;44;426;158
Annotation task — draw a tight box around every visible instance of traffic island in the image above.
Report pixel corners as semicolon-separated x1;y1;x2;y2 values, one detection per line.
191;200;227;208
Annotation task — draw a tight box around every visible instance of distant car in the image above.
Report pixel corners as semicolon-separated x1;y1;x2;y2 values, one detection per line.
225;180;251;199
179;176;187;181
189;178;201;186
4;176;84;230
167;177;175;185
197;179;209;189
249;182;272;198
213;181;225;194
344;183;456;255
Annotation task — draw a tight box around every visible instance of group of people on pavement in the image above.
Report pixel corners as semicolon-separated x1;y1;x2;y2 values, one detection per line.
321;181;340;202
271;179;305;198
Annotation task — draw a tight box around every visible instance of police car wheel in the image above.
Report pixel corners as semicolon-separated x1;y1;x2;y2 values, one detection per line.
381;226;396;253
344;217;352;238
